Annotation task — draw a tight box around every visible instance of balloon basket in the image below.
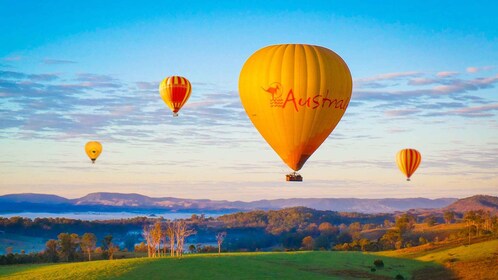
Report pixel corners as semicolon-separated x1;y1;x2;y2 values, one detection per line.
406;178;411;181
286;172;303;182
173;112;179;117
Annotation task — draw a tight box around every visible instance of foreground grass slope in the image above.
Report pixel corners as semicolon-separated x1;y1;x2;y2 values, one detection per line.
378;239;498;280
0;251;444;280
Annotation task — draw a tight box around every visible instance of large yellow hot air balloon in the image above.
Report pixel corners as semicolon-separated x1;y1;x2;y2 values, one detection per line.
396;149;421;181
239;44;352;181
85;141;102;164
159;76;192;117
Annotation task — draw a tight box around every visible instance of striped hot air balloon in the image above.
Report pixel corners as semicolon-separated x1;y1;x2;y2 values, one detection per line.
159;76;192;117
396;149;422;181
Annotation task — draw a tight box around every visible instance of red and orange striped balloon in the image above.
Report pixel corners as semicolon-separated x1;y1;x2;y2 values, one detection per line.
396;149;422;181
159;76;192;116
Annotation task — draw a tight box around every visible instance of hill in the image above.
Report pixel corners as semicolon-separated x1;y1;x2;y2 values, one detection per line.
0;192;460;214
378;238;498;279
0;251;448;280
444;195;498;214
0;194;70;204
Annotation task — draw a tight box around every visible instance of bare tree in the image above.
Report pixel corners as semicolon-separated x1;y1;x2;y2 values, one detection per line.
174;220;197;257
151;221;163;257
165;222;176;257
216;231;227;254
142;225;152;257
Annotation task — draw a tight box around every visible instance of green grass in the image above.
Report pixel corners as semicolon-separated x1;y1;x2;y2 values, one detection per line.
377;238;498;279
0;251;442;280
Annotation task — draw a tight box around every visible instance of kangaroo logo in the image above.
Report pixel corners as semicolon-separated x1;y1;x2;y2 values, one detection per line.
262;82;284;107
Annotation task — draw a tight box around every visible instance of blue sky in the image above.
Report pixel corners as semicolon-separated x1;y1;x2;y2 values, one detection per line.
1;1;497;200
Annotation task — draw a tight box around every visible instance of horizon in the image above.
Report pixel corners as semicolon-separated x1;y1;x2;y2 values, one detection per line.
2;191;495;202
1;1;497;200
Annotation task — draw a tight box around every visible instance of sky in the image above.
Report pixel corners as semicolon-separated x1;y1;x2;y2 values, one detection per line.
1;1;497;201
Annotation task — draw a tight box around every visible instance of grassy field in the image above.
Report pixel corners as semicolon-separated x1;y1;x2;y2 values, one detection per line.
378;238;498;280
0;251;444;280
2;239;496;280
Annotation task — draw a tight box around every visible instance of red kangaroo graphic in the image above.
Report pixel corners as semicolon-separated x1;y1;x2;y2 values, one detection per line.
262;84;280;99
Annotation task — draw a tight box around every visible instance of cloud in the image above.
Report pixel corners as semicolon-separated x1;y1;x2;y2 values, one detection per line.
355;71;422;89
436;71;459;78
3;56;22;61
449;103;498;117
466;66;494;73
384;109;421;117
41;59;77;65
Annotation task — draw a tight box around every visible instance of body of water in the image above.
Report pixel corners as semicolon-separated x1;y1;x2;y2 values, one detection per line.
0;211;230;221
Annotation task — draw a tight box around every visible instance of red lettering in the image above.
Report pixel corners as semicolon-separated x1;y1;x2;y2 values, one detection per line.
282;89;298;112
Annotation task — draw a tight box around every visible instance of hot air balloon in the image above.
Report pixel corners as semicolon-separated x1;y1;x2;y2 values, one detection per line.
159;76;192;117
239;44;352;181
85;141;102;164
396;149;421;181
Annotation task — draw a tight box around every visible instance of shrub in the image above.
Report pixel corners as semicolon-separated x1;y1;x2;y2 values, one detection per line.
395;274;405;280
370;267;376;272
373;259;384;268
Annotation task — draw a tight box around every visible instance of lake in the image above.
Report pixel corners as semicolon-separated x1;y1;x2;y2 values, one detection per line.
0;211;232;221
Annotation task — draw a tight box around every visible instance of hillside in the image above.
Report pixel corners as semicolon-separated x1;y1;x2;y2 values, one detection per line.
378;238;498;279
0;194;70;204
0;251;446;280
444;195;498;214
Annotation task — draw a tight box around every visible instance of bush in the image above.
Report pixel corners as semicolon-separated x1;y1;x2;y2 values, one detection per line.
373;259;384;268
395;274;405;280
370;267;376;272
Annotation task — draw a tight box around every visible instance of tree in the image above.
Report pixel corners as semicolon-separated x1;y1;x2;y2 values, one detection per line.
380;229;401;250
165;222;176;257
443;211;455;224
44;239;58;262
150;221;163;257
424;215;437;227
318;222;338;235
188;244;196;253
142;225;153;257
302;236;313;250
57;233;79;262
358;238;370;251
216;231;227;254
464;211;477;245
349;222;362;241
395;214;416;235
174;220;196;257
108;243;119;260
80;233;97;261
134;242;148;253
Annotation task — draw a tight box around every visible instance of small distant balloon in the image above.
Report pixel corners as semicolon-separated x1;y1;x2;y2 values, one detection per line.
159;76;192;117
396;149;421;181
85;141;102;164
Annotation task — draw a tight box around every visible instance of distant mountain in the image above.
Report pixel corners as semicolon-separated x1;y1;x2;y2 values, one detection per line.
0;193;70;204
444;195;498;214
0;192;463;214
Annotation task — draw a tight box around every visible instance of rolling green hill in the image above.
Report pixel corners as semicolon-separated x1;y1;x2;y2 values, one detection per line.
0;251;445;280
378;238;498;279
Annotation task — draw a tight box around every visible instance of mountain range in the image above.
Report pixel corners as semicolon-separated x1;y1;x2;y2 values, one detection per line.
2;192;495;214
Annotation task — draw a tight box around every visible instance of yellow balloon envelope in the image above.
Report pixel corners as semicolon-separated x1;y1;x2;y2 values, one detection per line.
239;44;352;172
85;141;102;164
396;149;421;181
159;76;192;117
